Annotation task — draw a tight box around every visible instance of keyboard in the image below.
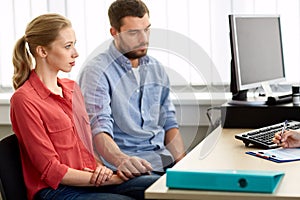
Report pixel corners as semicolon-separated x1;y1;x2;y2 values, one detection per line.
235;120;300;149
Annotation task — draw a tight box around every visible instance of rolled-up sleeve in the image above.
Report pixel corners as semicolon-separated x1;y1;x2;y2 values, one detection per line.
160;73;179;131
79;59;114;138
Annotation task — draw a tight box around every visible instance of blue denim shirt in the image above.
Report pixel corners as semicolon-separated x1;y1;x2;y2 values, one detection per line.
78;42;178;172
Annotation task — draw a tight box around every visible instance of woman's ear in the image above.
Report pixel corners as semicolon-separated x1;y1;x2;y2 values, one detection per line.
36;46;47;58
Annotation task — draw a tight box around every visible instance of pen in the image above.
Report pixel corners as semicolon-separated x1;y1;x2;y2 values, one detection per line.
280;120;288;142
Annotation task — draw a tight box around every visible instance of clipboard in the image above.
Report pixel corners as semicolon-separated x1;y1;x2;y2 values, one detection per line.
246;148;300;163
166;169;284;193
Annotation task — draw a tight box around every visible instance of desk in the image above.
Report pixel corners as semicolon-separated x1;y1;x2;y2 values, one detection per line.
221;102;300;128
145;126;300;200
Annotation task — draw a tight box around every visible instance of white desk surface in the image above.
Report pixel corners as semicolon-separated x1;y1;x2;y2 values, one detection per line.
145;126;300;200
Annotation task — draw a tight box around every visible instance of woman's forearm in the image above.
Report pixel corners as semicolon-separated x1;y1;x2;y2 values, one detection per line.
61;168;123;187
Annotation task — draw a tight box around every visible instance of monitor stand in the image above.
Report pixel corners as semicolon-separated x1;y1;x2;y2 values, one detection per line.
261;81;274;98
229;82;273;106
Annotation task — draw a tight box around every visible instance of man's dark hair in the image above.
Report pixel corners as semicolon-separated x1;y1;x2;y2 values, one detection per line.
108;0;149;31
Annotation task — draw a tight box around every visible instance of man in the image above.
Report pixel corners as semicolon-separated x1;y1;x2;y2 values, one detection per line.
79;0;185;181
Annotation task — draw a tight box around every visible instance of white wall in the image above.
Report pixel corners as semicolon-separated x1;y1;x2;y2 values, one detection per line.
1;0;300;88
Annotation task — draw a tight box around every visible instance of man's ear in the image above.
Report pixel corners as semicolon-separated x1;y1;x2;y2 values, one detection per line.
110;27;118;37
36;46;47;57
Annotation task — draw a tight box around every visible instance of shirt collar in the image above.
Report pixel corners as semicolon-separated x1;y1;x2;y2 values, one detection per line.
29;70;74;100
108;41;150;70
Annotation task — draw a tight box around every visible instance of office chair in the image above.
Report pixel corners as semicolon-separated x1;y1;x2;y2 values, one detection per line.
0;134;27;200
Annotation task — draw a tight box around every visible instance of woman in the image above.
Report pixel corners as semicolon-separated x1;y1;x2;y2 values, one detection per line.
10;13;158;200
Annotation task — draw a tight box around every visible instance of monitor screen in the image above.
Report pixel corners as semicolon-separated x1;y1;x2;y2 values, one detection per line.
229;15;286;100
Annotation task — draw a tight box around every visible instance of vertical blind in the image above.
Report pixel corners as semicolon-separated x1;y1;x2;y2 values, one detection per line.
0;0;299;88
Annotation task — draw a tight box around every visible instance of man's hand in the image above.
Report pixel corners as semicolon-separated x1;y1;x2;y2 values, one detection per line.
116;156;153;180
94;133;153;180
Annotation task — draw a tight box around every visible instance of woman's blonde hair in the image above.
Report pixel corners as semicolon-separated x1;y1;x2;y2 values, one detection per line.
12;13;72;89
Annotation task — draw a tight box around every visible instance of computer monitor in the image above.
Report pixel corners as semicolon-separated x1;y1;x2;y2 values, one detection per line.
229;14;286;102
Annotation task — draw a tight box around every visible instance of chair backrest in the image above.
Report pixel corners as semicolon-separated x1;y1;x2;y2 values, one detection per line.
0;134;27;200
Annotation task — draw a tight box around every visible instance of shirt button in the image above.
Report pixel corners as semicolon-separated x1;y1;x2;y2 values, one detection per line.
141;110;144;114
136;89;140;93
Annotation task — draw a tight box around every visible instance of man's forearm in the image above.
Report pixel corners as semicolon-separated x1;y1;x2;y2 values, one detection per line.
94;132;129;167
165;128;186;162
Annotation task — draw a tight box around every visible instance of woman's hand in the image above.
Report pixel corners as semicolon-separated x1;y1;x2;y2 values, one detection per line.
273;129;300;148
84;164;113;187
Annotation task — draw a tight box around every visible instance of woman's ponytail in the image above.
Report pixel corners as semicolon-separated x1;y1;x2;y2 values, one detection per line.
12;35;32;90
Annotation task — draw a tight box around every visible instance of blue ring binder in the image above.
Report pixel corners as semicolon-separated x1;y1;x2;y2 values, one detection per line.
166;169;284;193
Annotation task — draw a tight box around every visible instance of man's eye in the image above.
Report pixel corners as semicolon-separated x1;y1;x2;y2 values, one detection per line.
128;31;138;35
65;44;71;49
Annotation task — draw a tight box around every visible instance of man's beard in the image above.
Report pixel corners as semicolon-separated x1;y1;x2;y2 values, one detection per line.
123;48;148;59
119;41;149;59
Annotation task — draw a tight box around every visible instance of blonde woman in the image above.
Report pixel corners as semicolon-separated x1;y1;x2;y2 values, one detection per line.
10;13;158;200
